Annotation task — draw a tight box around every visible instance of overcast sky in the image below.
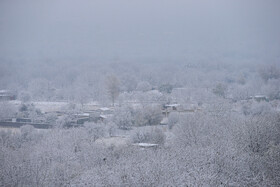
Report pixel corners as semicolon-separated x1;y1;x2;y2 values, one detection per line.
0;0;279;61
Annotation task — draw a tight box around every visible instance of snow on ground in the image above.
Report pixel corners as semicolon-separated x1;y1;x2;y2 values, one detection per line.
0;127;20;134
8;100;22;106
95;136;128;147
32;101;69;113
0;126;48;134
83;102;100;111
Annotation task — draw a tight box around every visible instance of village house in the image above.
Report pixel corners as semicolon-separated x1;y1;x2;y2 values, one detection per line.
0;90;16;100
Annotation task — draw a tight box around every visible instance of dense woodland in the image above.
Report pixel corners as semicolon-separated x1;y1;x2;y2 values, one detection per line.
1;60;279;103
0;60;280;186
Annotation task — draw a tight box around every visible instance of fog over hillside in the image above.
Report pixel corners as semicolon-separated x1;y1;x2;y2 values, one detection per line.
0;0;280;186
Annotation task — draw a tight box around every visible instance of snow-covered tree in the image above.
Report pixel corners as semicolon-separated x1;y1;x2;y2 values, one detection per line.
0;101;16;121
106;75;120;106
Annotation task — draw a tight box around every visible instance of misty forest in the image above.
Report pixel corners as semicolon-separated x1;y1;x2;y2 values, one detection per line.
1;0;280;186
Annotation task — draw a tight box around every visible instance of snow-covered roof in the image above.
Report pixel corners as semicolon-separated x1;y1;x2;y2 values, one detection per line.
75;113;90;117
133;143;158;147
0;90;10;93
100;115;107;119
165;104;180;107
99;107;111;111
254;95;267;98
99;114;113;119
173;87;188;90
160;117;168;124
0;90;14;96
